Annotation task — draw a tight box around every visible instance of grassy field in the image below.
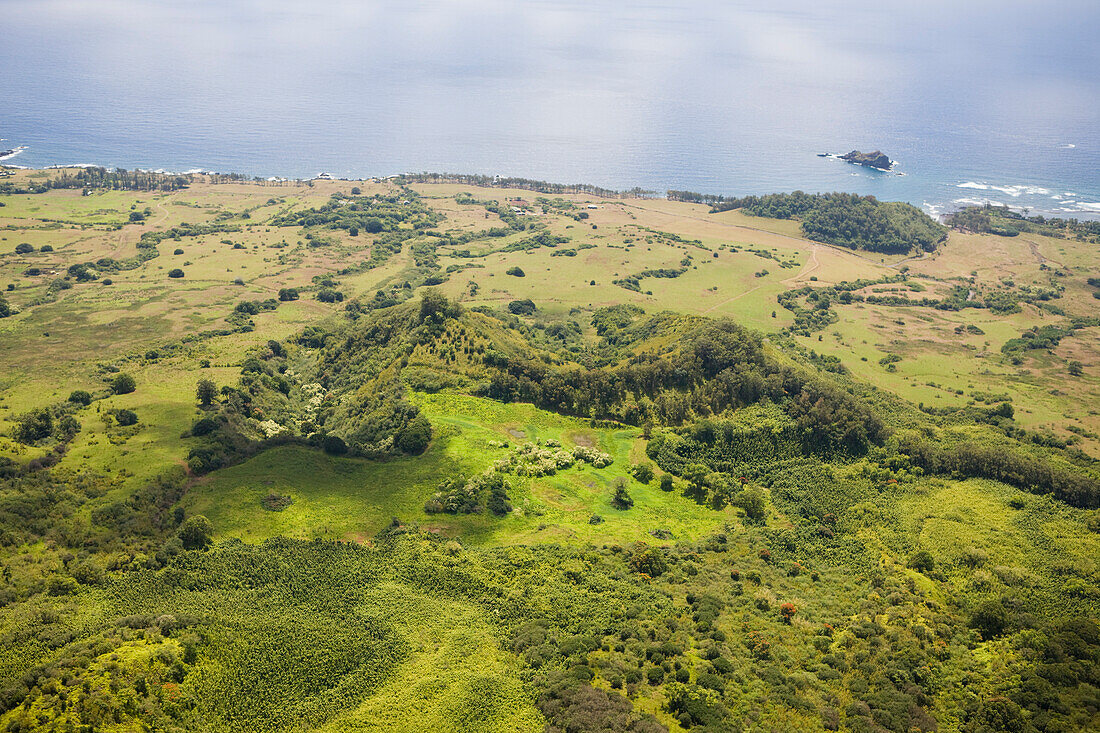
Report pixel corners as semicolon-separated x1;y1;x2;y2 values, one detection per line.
185;393;729;546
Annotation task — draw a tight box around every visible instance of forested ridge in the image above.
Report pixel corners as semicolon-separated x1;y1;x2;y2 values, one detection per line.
2;293;1098;731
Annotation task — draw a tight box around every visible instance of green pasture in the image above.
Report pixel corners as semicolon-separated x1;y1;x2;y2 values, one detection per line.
185;392;730;546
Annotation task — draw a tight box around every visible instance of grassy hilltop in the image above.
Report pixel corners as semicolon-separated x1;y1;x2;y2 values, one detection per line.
0;166;1097;732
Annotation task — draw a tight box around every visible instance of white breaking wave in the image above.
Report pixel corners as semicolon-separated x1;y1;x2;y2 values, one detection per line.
1060;144;1076;149
140;167;210;175
1077;202;1100;212
957;182;1050;197
922;202;946;223
954;197;1008;208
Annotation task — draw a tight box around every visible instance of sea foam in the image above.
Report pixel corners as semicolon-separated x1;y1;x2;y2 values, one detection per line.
957;182;1050;197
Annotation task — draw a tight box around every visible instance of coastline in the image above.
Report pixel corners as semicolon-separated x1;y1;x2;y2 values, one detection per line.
4;158;1099;223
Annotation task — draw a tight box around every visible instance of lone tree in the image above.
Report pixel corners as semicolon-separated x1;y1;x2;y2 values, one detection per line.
110;373;136;395
168;268;185;278
178;515;214;551
68;390;93;406
1068;360;1084;377
114;409;138;427
611;478;634;510
196;378;217;408
507;299;536;315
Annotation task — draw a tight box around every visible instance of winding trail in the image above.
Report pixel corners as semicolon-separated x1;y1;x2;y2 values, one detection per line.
1023;237;1066;269
887;250;930;269
111;199;171;257
702;284;764;314
705;239;822;314
782;243;820;286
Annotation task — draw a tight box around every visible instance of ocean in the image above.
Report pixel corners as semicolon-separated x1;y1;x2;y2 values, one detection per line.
2;0;1098;219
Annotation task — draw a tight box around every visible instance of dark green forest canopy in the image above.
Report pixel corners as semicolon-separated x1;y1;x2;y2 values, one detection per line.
708;192;947;254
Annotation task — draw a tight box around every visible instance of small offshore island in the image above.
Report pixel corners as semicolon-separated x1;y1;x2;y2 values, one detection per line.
0;146;27;162
817;148;896;172
839;149;893;170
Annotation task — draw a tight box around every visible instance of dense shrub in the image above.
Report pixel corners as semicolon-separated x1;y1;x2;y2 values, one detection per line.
322;435;348;455
508;299;537;315
111;373;136;394
113;409;138;427
68;390;93;406
14;408;54;443
395;415;432;454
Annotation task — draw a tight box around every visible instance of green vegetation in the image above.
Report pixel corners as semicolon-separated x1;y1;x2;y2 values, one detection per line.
949;204;1100;241
710;192;947;254
0;169;1096;732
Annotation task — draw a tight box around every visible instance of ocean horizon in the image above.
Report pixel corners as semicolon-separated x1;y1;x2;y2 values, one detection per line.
3;0;1098;219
